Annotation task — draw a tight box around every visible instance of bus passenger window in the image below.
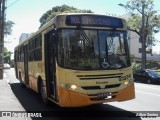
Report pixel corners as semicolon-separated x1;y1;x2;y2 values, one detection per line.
29;52;34;61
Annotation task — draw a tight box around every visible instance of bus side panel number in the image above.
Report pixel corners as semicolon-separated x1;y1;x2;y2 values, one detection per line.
119;74;131;81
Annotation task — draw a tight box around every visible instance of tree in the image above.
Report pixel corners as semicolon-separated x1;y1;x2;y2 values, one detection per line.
3;21;14;64
39;5;93;28
120;0;160;69
3;47;12;64
4;20;14;36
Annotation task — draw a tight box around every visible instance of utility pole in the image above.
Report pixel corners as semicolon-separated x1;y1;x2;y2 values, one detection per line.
141;1;146;69
0;0;6;79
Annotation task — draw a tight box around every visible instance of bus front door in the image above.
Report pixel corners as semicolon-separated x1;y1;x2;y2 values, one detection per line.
45;32;57;102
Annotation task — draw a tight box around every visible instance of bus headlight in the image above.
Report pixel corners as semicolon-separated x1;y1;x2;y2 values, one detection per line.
124;79;134;85
61;83;77;90
71;85;77;90
124;81;129;85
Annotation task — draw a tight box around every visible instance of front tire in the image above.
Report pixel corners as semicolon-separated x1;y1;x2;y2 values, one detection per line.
19;72;25;88
146;79;151;84
39;80;49;104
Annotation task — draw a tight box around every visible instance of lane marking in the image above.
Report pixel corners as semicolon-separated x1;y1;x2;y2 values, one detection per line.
136;90;160;97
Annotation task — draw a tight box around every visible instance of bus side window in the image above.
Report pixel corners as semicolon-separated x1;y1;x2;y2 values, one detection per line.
18;48;21;62
34;34;42;61
29;40;34;61
20;46;24;62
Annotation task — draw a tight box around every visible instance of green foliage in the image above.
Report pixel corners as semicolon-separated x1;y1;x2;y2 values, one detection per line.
39;5;93;28
130;55;141;73
132;62;141;73
4;20;14;36
10;59;14;67
127;14;141;35
4;47;12;63
122;0;160;46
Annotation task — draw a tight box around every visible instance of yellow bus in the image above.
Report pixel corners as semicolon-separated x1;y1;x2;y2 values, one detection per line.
14;13;135;107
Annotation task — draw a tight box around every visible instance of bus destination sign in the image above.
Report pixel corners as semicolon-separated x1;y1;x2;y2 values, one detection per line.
66;15;123;28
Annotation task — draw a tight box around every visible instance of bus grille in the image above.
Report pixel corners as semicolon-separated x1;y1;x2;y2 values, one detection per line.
81;84;121;90
77;73;122;80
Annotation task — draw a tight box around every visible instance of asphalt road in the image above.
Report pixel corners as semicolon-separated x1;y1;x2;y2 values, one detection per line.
3;68;160;120
108;81;160;111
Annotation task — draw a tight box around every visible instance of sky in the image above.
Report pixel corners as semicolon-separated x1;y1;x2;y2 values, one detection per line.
4;0;160;57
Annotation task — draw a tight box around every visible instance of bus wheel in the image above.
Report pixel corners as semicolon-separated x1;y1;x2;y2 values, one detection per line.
19;73;25;88
39;80;48;104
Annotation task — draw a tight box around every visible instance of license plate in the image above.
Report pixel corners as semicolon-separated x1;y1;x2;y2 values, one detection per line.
98;92;110;97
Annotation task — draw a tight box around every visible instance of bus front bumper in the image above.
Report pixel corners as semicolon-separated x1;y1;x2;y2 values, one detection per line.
58;83;135;107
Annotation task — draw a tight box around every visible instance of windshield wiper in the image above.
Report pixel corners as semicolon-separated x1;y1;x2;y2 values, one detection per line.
80;29;92;46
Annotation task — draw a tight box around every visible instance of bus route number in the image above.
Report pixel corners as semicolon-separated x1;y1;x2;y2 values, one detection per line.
71;16;80;24
119;74;131;81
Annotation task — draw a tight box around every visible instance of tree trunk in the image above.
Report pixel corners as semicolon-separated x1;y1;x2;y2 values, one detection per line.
141;39;146;69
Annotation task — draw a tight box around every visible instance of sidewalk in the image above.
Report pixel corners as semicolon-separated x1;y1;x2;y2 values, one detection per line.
0;73;30;120
0;73;23;111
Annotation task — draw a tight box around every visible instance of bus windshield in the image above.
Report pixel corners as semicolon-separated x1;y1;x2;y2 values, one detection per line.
57;29;130;70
